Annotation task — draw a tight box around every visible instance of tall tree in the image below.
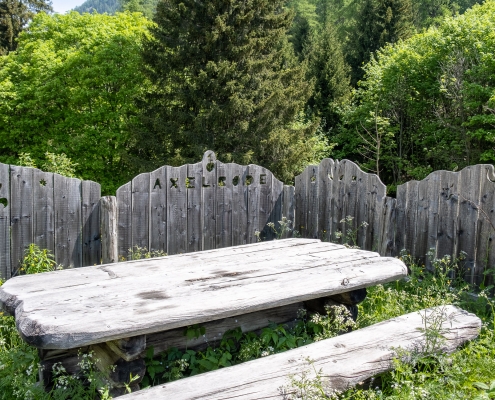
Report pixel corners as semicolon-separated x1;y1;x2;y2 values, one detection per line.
138;0;327;182
0;11;151;193
338;0;495;187
0;0;51;54
347;0;413;86
306;12;351;130
120;0;158;19
73;0;120;14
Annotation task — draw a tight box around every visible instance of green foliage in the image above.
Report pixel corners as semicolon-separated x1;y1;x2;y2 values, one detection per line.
339;0;495;187
0;11;152;194
305;10;351;131
334;215;369;248
18;151;79;177
346;0;414;86
72;0;120;14
0;247;114;399
125;245;167;261
18;243;60;275
141;305;353;387
279;251;495;399
138;0;329;183
120;0;158;19
0;0;52;54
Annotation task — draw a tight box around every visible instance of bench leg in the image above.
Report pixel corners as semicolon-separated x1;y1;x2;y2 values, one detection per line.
38;335;147;397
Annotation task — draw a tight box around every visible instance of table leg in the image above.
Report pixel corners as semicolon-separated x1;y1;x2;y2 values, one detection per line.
38;335;147;397
304;288;367;323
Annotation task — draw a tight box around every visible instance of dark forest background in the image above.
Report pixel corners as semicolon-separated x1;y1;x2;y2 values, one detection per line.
0;0;493;195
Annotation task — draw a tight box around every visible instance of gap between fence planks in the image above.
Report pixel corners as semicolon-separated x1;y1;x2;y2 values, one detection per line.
120;305;481;400
0;239;407;349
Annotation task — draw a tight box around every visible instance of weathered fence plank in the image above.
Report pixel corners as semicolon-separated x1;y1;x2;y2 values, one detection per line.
232;163;249;246
167;165;188;255
54;174;82;268
100;196;118;264
456;166;482;284
33;169;55;255
475;165;495;288
131;173;150;251
246;164;261;243
414;177;429;263
82;181;101;267
117;182;132;260
378;196;396;256
257;165;272;240
404;180;420;257
426;172;441;268
295;165;319;238
0;163;10;280
216;161;233;248
437;171;460;266
317;158;333;242
270;174;284;239
282;185;295;238
369;174;387;252
394;180;407;254
186;163;202;253
202;151;217;250
10;165;33;274
149;166;167;254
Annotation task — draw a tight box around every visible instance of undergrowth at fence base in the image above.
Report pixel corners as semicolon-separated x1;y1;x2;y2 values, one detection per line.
1;246;495;399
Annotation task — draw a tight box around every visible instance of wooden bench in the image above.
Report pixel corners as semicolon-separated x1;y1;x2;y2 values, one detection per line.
120;305;481;399
0;238;408;395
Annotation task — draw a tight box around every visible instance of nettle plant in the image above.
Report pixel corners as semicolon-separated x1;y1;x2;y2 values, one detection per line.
141;305;355;388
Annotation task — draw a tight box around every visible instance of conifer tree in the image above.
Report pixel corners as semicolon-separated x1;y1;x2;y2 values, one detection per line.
120;0;157;18
138;0;320;182
0;0;51;54
307;13;351;130
347;0;413;86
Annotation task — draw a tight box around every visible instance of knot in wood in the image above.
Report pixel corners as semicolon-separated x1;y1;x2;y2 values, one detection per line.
341;278;349;286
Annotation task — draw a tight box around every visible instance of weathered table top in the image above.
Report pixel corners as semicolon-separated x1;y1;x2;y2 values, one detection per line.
0;239;407;350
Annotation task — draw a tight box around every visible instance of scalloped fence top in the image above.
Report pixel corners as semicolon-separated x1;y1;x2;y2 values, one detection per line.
1;151;494;288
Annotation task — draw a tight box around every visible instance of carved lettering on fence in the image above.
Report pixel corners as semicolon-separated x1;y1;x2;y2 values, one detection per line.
296;160;495;287
3;152;494;289
115;151;288;259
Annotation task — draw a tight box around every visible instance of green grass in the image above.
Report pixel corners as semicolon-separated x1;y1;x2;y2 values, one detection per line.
0;246;494;399
336;252;495;400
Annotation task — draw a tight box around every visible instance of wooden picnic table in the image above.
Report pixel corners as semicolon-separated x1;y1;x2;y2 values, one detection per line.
0;238;407;394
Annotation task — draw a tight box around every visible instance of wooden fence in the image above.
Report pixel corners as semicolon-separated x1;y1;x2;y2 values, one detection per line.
0;163;101;280
296;160;495;287
1;151;495;288
108;151;294;260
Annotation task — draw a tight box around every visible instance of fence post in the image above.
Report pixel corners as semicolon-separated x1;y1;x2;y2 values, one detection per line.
100;196;118;264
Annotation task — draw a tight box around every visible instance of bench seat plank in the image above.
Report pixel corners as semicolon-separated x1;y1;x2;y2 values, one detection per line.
0;239;407;349
121;305;481;399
